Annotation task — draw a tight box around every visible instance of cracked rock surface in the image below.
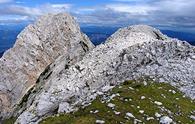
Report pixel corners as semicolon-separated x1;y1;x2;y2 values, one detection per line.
0;13;94;119
15;25;195;124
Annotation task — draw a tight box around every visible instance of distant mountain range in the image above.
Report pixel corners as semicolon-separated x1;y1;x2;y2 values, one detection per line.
0;24;26;54
161;30;195;45
0;51;3;57
81;26;118;45
0;25;195;57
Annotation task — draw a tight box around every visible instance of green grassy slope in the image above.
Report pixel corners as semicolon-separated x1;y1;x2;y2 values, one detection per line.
40;79;195;124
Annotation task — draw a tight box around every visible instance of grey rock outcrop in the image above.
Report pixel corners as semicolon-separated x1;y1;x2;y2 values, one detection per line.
0;13;94;119
15;25;195;123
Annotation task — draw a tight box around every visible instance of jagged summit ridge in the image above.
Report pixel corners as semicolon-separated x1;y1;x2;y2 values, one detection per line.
14;24;195;123
0;13;94;119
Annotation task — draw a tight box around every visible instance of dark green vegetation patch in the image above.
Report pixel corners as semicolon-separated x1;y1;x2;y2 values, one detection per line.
2;117;17;124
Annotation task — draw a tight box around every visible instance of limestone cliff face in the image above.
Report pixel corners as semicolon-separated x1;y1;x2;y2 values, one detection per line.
0;13;94;119
15;25;195;123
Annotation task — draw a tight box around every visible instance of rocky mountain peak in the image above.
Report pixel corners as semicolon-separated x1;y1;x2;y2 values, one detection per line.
0;13;94;119
106;25;167;44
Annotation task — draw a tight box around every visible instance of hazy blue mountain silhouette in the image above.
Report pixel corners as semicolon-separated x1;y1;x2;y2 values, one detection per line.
81;26;119;45
161;30;195;45
0;25;195;57
0;51;3;57
0;24;26;53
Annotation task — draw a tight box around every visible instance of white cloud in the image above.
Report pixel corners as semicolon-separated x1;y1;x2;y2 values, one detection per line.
0;3;72;16
0;3;72;23
0;15;33;24
0;0;195;31
106;4;157;15
76;8;96;14
15;1;25;4
0;0;12;4
153;0;195;16
51;4;71;8
0;5;42;16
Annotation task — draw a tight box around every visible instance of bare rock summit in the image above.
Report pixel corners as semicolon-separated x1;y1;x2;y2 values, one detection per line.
106;25;167;44
0;13;94;119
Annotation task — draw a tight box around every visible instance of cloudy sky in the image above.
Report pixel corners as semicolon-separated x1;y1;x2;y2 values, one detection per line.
0;0;195;32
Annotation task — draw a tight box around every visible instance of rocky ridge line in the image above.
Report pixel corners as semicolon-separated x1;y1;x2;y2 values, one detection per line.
15;25;195;123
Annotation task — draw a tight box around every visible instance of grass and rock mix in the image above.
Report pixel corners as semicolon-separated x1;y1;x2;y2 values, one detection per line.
40;79;195;124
